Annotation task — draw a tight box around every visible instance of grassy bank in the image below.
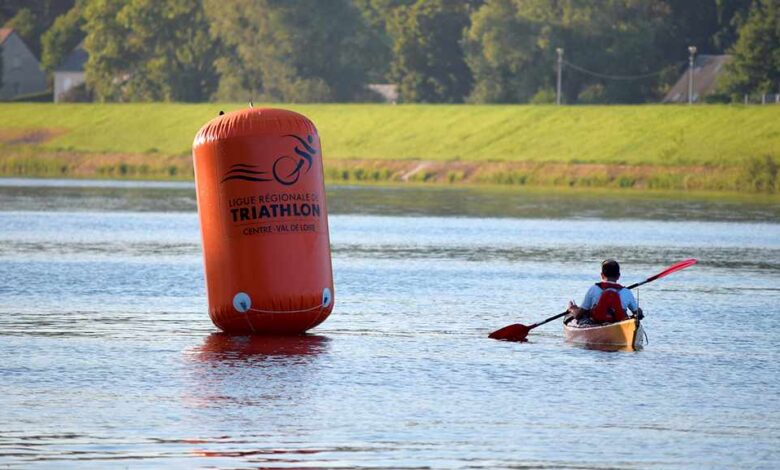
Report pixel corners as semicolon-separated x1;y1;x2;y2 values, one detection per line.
1;103;778;193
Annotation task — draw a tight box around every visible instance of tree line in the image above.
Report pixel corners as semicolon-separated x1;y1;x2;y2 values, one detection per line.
1;0;778;103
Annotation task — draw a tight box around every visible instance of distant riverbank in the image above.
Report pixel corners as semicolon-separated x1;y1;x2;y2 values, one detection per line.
1;103;778;194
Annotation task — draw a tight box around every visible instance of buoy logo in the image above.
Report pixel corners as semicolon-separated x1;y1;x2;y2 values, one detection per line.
221;134;318;186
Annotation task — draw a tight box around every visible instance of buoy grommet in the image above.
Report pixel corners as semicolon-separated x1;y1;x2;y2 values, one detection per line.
322;288;332;308
233;292;251;313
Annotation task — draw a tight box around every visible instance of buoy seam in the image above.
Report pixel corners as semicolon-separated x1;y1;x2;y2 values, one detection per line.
248;303;325;314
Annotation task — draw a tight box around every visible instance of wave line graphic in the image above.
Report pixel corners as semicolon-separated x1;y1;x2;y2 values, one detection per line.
221;175;273;183
224;168;268;176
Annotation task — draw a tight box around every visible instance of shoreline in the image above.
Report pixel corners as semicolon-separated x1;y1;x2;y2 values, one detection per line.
0;149;775;197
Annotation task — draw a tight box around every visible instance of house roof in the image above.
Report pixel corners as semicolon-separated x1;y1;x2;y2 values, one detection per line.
0;28;13;44
663;54;732;103
56;41;88;72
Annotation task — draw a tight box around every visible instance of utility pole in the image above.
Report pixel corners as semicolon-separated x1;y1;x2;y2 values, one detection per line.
556;48;564;105
687;46;697;104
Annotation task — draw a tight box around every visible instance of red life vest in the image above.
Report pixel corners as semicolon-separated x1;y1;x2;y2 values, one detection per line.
590;282;628;323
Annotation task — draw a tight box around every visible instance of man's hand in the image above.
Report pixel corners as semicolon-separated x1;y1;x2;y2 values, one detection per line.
567;300;584;319
636;307;644;320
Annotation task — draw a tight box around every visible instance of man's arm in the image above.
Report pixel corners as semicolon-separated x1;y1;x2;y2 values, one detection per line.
624;290;638;313
623;290;644;318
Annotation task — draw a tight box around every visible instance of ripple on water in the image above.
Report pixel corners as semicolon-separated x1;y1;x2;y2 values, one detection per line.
0;180;779;468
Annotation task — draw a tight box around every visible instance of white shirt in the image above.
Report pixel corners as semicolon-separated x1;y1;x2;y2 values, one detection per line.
581;283;639;313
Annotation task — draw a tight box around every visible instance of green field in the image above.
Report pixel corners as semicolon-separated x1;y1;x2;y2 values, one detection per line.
1;103;778;193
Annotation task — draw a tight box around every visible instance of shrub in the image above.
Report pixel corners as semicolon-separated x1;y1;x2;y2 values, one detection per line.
578;84;607;104
530;88;555;104
742;155;778;193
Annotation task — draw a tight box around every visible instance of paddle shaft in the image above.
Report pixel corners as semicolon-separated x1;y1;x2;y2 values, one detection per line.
625;280;649;290
528;311;568;330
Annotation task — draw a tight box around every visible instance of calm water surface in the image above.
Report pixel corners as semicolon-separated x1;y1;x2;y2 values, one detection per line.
0;179;779;469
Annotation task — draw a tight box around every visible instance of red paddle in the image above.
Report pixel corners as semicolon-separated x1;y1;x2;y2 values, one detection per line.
488;259;698;342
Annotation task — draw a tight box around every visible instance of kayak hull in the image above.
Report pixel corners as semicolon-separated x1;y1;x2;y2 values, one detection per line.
563;318;644;351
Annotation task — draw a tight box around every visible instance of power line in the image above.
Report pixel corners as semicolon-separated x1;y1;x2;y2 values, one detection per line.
562;59;685;81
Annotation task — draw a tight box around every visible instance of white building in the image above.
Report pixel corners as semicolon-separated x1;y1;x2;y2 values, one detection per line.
53;41;88;102
0;28;47;100
368;84;399;104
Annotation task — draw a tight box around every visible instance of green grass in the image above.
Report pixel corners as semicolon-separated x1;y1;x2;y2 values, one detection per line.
1;103;779;166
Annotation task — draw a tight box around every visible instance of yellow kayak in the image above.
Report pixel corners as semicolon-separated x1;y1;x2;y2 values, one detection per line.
563;317;645;351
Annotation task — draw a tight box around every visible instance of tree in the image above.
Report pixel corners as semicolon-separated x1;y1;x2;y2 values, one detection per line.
80;0;124;100
711;0;754;51
721;0;780;99
2;1;76;58
202;0;263;102
652;0;752;67
4;8;37;45
82;0;219;102
205;0;373;102
388;0;477;102
353;0;415;82
41;2;85;74
660;1;720;57
465;0;675;104
580;1;673;103
464;0;553;103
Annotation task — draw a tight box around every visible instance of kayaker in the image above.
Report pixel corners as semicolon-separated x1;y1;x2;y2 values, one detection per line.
566;259;643;325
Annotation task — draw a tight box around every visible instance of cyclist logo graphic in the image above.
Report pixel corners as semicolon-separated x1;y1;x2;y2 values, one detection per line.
221;134;318;185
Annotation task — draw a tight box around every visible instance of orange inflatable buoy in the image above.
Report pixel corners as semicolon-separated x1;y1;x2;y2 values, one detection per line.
192;108;334;334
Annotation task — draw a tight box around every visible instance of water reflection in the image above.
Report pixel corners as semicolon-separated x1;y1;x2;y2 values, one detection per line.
192;333;330;364
566;342;641;353
1;178;778;222
328;185;780;222
191;446;326;463
183;334;330;416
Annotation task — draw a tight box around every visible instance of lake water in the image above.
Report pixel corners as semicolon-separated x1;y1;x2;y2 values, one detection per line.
1;179;779;469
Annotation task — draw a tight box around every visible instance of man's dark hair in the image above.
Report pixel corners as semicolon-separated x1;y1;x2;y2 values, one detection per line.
601;259;620;279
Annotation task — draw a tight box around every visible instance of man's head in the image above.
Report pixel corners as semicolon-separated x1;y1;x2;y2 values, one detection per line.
601;259;620;281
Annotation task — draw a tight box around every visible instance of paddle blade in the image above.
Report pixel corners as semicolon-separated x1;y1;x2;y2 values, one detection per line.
488;323;530;342
647;258;698;282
